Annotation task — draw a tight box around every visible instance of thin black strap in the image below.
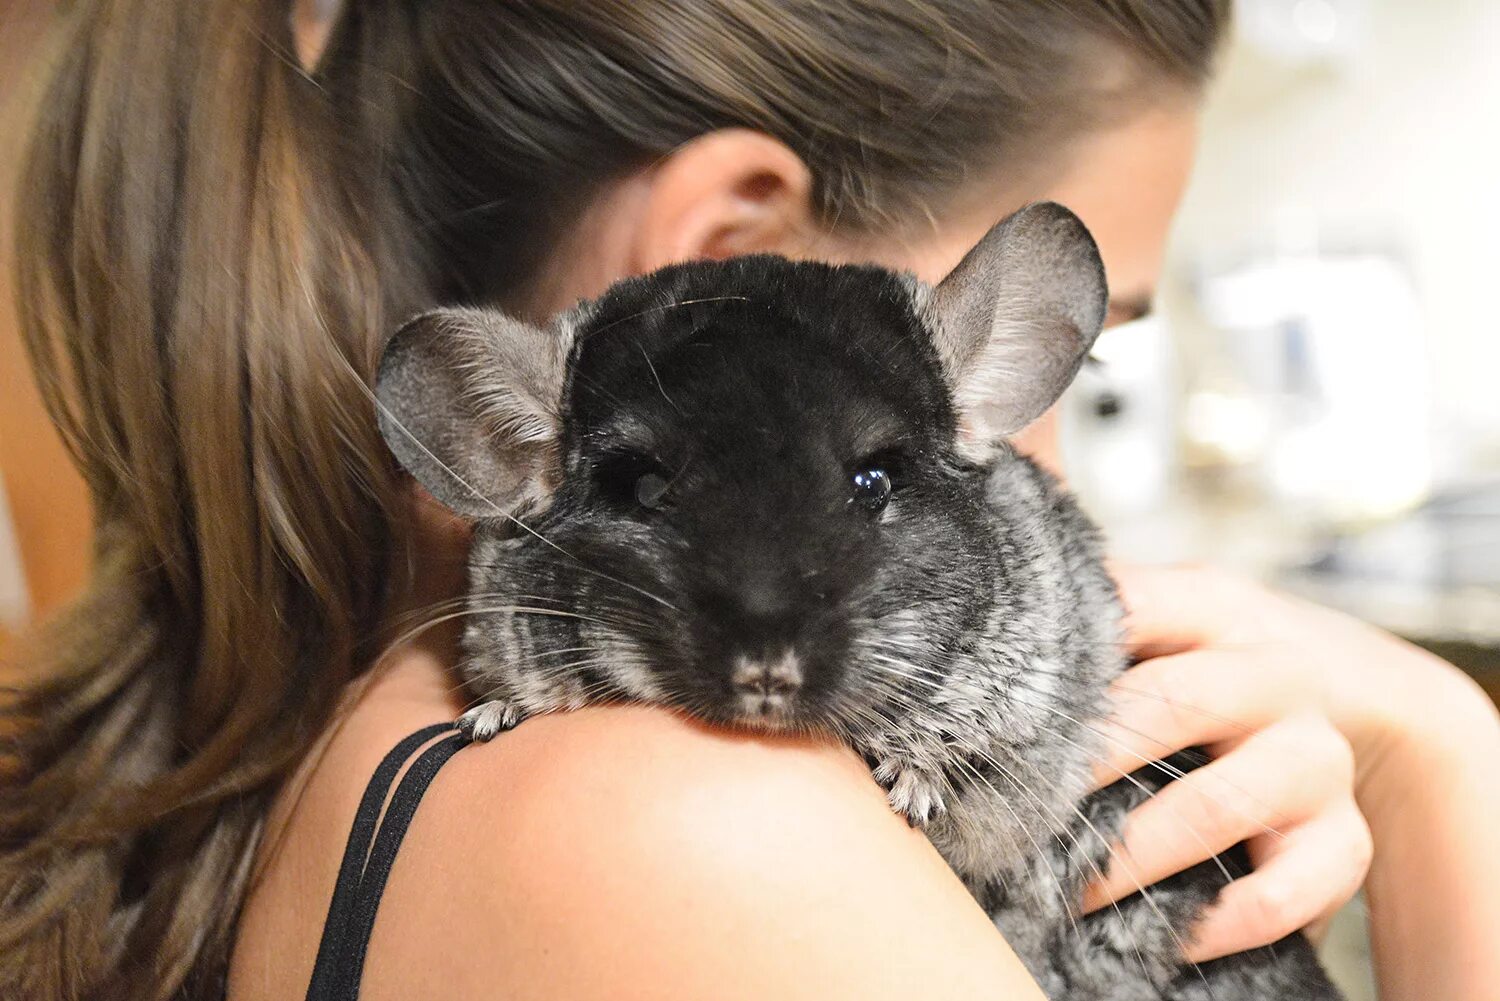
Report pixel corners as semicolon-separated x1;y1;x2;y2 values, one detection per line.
305;723;468;1001
339;732;469;994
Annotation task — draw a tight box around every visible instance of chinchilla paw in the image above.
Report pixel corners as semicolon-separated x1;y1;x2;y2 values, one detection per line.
875;763;947;828
458;700;525;742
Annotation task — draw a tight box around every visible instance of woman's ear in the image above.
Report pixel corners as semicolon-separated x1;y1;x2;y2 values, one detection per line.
630;129;815;271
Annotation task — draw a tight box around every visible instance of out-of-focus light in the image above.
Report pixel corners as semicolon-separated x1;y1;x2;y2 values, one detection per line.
1239;0;1365;64
1292;0;1341;47
1183;390;1271;467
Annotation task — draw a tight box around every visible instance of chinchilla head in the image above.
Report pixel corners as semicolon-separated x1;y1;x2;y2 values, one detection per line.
376;202;1107;734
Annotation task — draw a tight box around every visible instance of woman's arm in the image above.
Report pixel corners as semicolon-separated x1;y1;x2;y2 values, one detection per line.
1358;681;1500;1001
231;659;1046;1001
1087;564;1500;1000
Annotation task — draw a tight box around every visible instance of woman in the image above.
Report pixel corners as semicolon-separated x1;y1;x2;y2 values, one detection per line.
3;1;1496;999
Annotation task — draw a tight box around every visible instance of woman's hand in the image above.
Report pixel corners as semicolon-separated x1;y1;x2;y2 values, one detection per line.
1080;562;1500;984
1080;710;1369;962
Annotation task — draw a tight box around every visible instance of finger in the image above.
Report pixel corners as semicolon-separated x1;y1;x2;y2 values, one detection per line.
1303;913;1335;948
1081;715;1350;912
1111;563;1247;658
1183;799;1371;963
1088;651;1295;790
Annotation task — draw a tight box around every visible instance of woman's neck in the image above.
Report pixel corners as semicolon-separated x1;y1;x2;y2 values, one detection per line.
383;488;473;669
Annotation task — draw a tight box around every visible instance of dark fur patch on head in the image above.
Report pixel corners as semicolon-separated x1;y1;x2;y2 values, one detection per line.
527;255;990;728
562;255;956;454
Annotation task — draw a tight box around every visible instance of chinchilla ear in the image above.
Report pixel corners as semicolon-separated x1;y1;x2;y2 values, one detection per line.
925;202;1108;458
375;306;575;519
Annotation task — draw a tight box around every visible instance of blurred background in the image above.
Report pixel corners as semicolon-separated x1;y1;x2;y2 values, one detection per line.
1053;6;1499;991
0;0;1494;996
1059;0;1499;700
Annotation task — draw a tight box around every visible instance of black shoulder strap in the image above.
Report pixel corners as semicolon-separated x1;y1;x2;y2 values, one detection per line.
305;722;471;1001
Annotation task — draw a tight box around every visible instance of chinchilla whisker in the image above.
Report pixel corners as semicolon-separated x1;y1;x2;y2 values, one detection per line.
1006;755;1216;995
455;658;620;704
1022;689;1216;776
513;645;598;664
534;659;629;691
980;676;1282;854
402;599;637;636
1032;695;1283;841
997;682;1288;845
1018;705;1245;891
865;683;1199;987
498;590;653;620
389;594;475;618
365;390;649;605
868;647;1252;857
945;748;1080;930
484;601;655;634
949;727;1195;990
968;657;1260;749
850;686;1085;924
922;716;1156;975
462;528;681;615
463;604;619;622
481;555;681;613
448;606;647;641
991;658;1263;742
447;657;594;696
1105;681;1260;739
991;674;1210;768
561;680;626;709
370;605;580;668
469;560;670;612
385;588;607;635
443;648;606;699
864;656;946;691
846;700;1054;916
994;762;1166;988
861;650;946;680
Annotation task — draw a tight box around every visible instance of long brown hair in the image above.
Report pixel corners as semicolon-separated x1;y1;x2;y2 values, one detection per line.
1;1;1230;997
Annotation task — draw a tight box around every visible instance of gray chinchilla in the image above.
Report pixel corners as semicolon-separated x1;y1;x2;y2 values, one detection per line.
375;202;1343;1000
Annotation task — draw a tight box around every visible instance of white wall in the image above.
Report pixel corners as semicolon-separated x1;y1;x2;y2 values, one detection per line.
1167;0;1500;473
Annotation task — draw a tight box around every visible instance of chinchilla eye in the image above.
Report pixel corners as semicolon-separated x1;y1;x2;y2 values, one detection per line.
851;468;892;513
635;471;670;510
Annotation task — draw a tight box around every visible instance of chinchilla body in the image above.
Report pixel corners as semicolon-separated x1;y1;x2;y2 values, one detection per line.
376;204;1343;1000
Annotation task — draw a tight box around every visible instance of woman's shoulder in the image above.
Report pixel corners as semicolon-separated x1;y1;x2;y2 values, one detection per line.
228;651;1039;1001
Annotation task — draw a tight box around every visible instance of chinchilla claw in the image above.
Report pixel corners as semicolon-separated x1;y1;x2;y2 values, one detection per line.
457;700;525;742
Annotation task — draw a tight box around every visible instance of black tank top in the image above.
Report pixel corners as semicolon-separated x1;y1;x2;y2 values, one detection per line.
304;723;470;1001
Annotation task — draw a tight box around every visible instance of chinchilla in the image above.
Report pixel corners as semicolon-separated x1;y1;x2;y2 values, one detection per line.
375;202;1343;1000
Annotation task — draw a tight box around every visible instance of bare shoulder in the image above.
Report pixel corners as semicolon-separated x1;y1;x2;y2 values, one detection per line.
229;654;1041;1001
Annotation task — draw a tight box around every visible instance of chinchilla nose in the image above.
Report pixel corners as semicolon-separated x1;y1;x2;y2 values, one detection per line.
730;651;804;696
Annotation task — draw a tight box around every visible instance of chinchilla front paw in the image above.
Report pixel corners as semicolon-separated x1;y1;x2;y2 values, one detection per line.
457;700;527;742
869;756;948;827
